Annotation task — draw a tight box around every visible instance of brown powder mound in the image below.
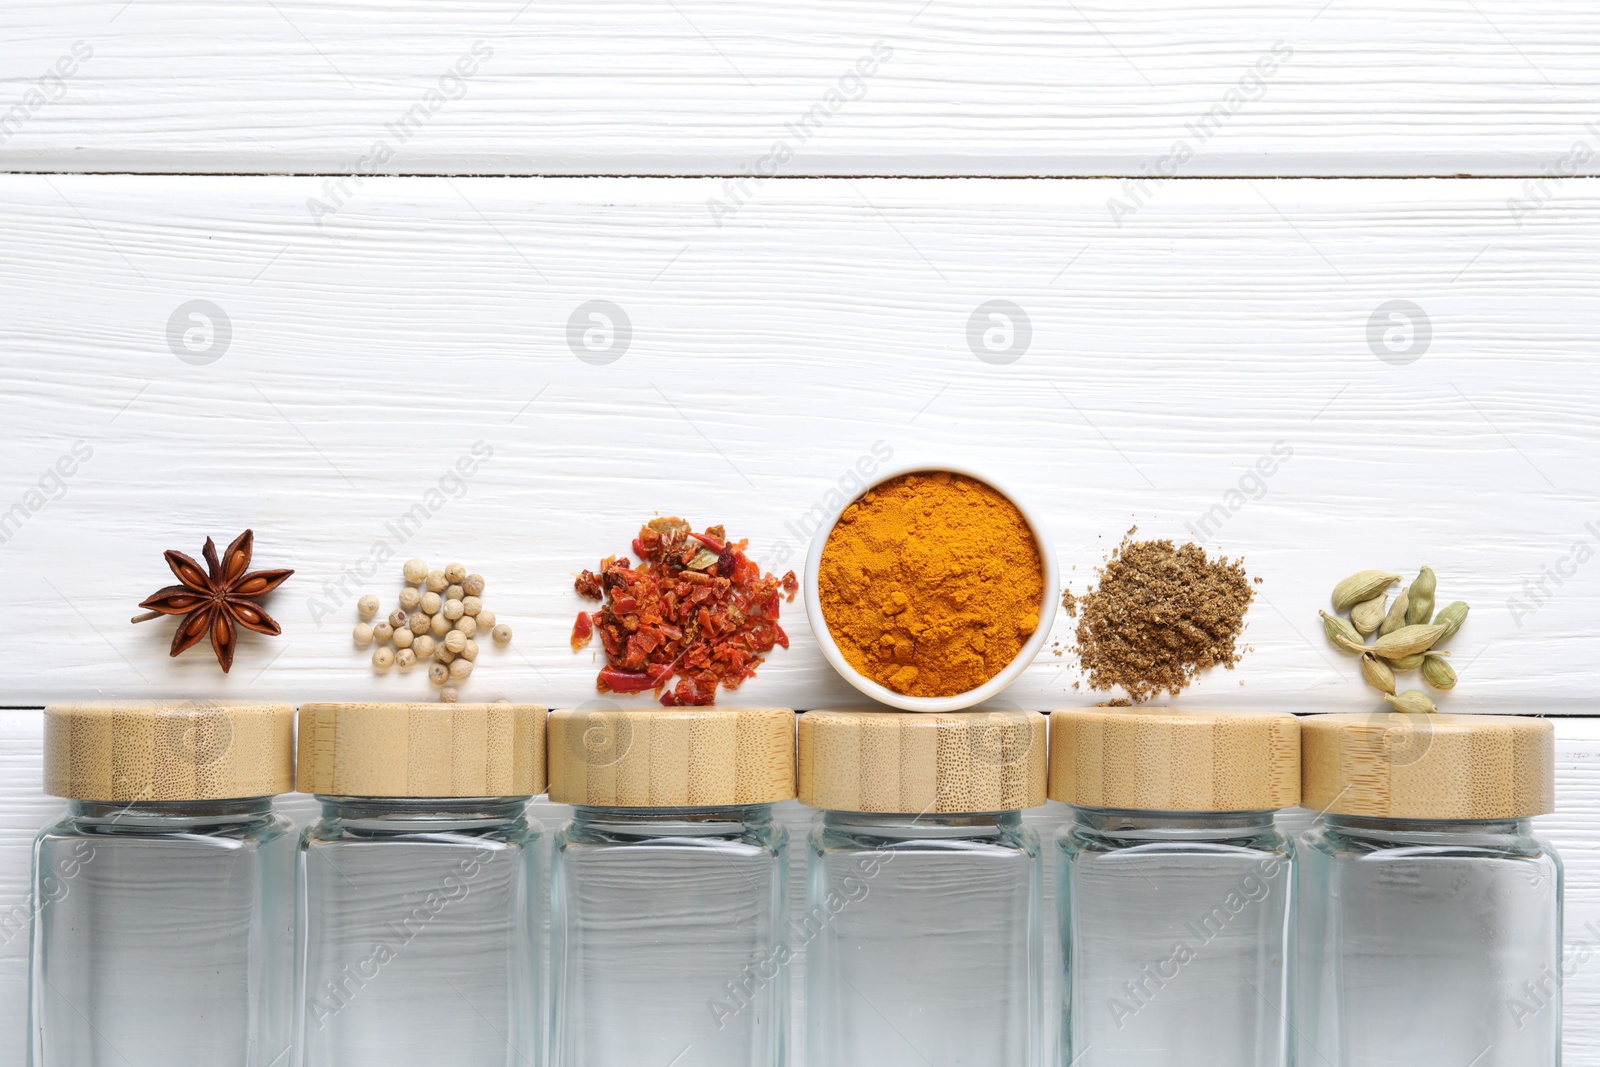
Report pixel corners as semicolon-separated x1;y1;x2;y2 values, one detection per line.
1072;535;1254;703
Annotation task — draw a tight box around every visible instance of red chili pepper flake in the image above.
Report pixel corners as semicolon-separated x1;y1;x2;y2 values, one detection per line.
691;531;726;554
570;611;593;651
598;663;673;694
574;516;798;706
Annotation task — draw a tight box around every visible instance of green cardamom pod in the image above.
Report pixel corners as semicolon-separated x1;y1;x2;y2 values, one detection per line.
1360;653;1396;695
1385;689;1438;715
1421;652;1458;690
1332;570;1401;613
1371;622;1448;659
1351;594;1387;635
1379;589;1410;636
1405;565;1437;626
1319;610;1367;655
1384;651;1428;671
1433;601;1470;640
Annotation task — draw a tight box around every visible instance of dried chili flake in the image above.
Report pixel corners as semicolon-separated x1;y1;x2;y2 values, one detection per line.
574;516;797;706
570;611;593;651
575;570;603;600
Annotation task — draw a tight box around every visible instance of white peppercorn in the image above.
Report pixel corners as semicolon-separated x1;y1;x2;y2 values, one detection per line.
403;558;429;583
425;570;448;593
492;623;512;645
462;596;482;617
445;629;467;654
421;591;442;615
393;627;415;649
463;574;485;597
444;587;463;605
435;644;457;664
357;594;380;619
388;608;408;630
428;662;449;686
372;647;394;671
460;639;479;661
449;658;473;682
476;609;496;630
398;587;421;611
440;687;459;703
444;562;467;584
409;612;430;635
455;615;477;638
443;598;464;621
412;634;437;659
430;613;450;636
395;648;417;670
352;622;375;647
373;621;394;643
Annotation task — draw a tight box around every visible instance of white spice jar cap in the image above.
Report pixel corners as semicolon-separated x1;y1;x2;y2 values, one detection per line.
297;702;546;797
1049;707;1301;812
798;709;1047;813
45;702;294;802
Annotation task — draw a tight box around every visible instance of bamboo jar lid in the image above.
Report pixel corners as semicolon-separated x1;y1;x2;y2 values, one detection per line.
44;702;294;802
547;706;796;807
297;703;547;798
1049;707;1300;812
1302;713;1554;820
798;709;1047;813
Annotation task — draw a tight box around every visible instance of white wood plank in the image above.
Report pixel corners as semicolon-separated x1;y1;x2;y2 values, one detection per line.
0;713;1596;1063
1;175;1597;711
2;0;1599;176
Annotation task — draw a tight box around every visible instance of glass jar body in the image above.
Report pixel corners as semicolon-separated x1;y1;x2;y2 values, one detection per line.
805;810;1041;1067
1296;815;1561;1067
550;804;788;1067
1057;807;1294;1067
29;798;295;1067
297;796;542;1067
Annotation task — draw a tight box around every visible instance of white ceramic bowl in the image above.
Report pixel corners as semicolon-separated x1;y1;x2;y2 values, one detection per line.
803;463;1060;712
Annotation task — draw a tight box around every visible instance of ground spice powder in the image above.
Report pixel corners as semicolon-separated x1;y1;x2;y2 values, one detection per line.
818;471;1043;697
1069;531;1254;702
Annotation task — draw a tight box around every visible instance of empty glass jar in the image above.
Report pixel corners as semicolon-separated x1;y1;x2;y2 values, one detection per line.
799;709;1046;1067
30;702;296;1067
547;706;796;1067
1297;712;1561;1067
1051;707;1301;1067
295;702;548;1067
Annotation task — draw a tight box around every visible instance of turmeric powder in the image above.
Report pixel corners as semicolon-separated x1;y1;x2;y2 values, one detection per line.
817;471;1044;697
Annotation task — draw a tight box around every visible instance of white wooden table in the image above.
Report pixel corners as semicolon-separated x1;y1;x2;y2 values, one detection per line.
2;2;1598;1063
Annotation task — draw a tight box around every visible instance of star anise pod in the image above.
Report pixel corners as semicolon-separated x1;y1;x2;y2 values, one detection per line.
138;530;294;673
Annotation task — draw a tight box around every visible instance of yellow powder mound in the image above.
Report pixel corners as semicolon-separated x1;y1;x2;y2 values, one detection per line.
818;471;1043;697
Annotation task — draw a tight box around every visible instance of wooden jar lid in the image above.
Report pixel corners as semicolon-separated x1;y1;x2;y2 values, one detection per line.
44;702;294;802
798;709;1046;813
1049;707;1300;812
1302;712;1554;820
547;706;796;807
297;703;547;798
